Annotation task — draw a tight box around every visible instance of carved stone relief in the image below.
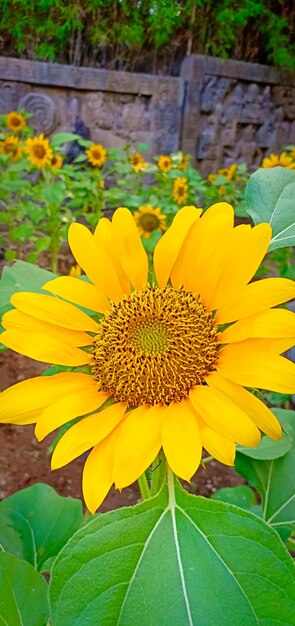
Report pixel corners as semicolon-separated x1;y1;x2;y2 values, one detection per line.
195;75;294;175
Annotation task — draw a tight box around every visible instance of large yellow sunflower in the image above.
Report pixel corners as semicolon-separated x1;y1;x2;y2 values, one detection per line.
173;177;189;204
25;134;53;168
262;152;295;170
6;111;26;132
86;144;107;167
1;204;295;514
129;152;147;172
134;205;167;238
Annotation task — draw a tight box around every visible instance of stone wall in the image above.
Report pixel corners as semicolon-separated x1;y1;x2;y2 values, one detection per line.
181;55;295;175
0;57;183;157
0;55;294;173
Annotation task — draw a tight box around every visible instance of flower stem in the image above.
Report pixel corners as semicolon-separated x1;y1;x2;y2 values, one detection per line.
150;451;166;496
138;471;151;500
202;455;213;465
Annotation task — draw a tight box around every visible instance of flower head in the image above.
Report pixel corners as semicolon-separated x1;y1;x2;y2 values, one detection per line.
129;152;147;171
158;155;172;173
173;177;189;204
262;152;295;170
0;135;23;161
25;134;53;168
134;205;167;238
6;112;26;132
51;154;63;169
86;143;107;167
1;204;295;513
178;154;190;171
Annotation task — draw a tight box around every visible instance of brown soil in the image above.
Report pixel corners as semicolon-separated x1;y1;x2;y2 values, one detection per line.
0;348;244;513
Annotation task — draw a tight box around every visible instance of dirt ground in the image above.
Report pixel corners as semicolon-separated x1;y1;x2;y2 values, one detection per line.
0;348;245;513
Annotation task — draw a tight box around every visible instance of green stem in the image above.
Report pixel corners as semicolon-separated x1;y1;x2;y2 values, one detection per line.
202;455;213;465
150;451;166;496
137;471;151;500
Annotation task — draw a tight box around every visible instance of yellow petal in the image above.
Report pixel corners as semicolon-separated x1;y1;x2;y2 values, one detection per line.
189;385;261;447
113;404;162;489
211;223;272;310
206;371;282;440
217;342;295;393
111;207;148;290
154;206;202;288
0;329;90;366
171;203;234;303
219;308;295;344
68;222;123;299
82;428;119;514
36;387;110;441
51;402;127;469
161;399;202;481
199;421;236;466
2;309;91;347
215;277;295;324
94;217;131;295
10;292;98;332
43;276;109;313
0;372;93;425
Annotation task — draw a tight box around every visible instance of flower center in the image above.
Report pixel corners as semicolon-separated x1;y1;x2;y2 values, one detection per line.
11;116;21;128
33;145;46;159
92;149;102;160
91;286;218;406
140;213;160;232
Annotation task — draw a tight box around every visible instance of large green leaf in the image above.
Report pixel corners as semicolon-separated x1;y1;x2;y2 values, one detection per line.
50;474;295;625
0;552;48;626
236;409;295;530
0;483;83;570
245;166;295;250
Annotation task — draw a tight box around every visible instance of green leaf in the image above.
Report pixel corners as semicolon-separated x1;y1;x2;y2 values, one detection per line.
235;409;295;530
51;132;80;146
245;167;295;250
237;417;293;460
0;483;83;570
0;552;48;626
42;181;67;206
211;485;257;509
50;475;295;625
0;260;56;324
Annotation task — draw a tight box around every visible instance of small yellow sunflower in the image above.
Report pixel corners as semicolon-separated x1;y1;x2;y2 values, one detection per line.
25;134;53;168
86;144;107;168
0;135;23;161
262;152;295;170
1;205;295;513
99;179;105;189
208;173;216;184
173;177;189;204
129;152;147;172
51;154;63;169
6;111;26;132
158;155;172;173
134;205;167;238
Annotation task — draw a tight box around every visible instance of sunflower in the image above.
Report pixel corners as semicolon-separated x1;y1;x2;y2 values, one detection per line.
262;152;295;170
86;144;107;167
178;154;190;171
129;152;147;172
25;134;53;168
51;154;63;169
0;135;23;161
6;111;26;132
134;205;167;238
158;155;172;173
1;204;295;514
173;177;189;204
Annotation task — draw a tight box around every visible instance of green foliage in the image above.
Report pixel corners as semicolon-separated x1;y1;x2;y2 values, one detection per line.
245;166;295;251
0;0;294;70
49;475;295;625
0;483;83;570
0;552;49;626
